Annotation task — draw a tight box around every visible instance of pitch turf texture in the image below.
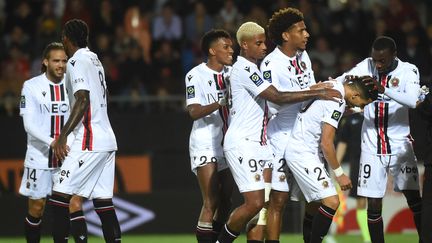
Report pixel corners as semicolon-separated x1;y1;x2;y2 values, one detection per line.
0;234;418;242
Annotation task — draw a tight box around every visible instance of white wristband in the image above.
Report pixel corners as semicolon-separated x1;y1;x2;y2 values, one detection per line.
333;166;344;177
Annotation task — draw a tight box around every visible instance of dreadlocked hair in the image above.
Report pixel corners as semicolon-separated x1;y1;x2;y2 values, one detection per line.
345;75;379;101
63;19;89;48
268;8;304;45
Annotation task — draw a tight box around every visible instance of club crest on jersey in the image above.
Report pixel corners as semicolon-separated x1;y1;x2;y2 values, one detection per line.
187;86;195;99
331;110;342;121
263;70;272;83
250;72;263;86
300;61;307;70
390;78;399;88
20;95;26;108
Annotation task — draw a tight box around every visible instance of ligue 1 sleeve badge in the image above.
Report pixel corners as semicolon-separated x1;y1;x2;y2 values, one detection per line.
390;78;399;88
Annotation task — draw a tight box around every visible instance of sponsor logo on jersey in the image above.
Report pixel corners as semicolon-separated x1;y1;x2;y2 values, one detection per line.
250;72;263;86
187;86;195;99
263;70;272;83
20;95;26;108
331;110;342;121
390;78;399;88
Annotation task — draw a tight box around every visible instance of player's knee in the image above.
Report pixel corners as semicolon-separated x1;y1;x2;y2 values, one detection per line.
29;199;46;217
269;191;289;209
323;196;339;210
247;198;264;213
367;197;382;211
69;196;83;213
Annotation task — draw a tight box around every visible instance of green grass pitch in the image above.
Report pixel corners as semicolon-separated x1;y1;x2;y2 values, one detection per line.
0;233;418;243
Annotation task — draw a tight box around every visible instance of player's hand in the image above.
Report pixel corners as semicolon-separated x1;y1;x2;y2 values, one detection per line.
335;174;352;191
218;95;228;106
52;135;69;161
361;76;385;94
318;88;342;102
310;81;334;90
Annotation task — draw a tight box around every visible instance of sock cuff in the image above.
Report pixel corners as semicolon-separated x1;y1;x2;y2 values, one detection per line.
318;205;335;219
70;211;85;221
48;194;70;208
93;199;115;213
224;224;240;237
25;214;41;226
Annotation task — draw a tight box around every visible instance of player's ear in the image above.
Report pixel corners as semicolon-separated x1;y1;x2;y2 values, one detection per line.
208;47;216;56
240;40;248;50
282;32;289;42
43;58;49;68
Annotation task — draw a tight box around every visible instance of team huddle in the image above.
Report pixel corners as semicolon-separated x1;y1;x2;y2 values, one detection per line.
185;8;426;243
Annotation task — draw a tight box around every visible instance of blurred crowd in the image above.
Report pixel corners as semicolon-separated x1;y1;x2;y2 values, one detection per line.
0;0;431;116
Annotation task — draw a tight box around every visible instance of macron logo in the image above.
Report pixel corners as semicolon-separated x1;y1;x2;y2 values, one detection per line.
70;60;76;66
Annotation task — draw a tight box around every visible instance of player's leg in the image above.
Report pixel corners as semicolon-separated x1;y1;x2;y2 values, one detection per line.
421;164;432;242
246;168;272;243
49;191;72;243
366;197;384;243
310;195;339;243
214;167;235;242
93;198;121;243
218;189;265;243
303;201;320;243
196;162;220;243
69;196;87;243
355;197;371;243
91;151;121;243
19;167;54;243
25;198;45;243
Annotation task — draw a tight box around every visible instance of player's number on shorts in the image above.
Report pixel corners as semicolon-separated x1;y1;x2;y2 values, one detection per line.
248;159;259;172
26;168;37;182
277;158;287;173
314;167;329;181
360;163;371;179
199;156;217;166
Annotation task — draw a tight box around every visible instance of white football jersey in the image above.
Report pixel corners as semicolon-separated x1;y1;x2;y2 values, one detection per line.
185;63;231;155
20;74;70;169
65;48;117;152
336;58;420;155
261;48;316;135
224;56;272;152
287;81;345;156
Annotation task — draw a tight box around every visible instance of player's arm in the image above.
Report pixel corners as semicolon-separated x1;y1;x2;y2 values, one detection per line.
187;99;226;120
321;123;352;191
53;90;89;160
23;114;54;146
258;84;342;105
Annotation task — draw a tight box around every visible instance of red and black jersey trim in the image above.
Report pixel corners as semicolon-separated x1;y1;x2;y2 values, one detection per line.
214;73;226;90
48;84;66;168
290;56;304;75
375;75;391;154
260;101;269;146
82;104;93;151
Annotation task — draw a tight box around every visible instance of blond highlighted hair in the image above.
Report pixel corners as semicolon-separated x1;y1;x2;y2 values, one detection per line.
236;22;265;45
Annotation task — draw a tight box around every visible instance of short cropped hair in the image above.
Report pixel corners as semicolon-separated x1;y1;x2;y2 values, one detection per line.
201;29;231;56
41;42;64;73
372;36;397;53
345;76;379;101
63;19;89;48
236;22;265;45
268;8;304;45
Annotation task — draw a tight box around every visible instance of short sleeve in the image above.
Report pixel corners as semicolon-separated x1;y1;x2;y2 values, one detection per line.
68;59;90;94
243;70;271;97
322;100;346;129
185;72;201;106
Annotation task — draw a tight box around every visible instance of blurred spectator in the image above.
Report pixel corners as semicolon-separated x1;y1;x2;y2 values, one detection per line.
4;1;34;37
118;41;149;95
0;44;30;101
309;36;337;78
399;31;432;84
152;3;182;42
153;40;181;95
34;1;60;58
93;0;120;35
215;0;242;36
124;5;153;64
383;0;420;44
184;1;214;45
2;25;31;60
243;4;267;29
62;0;92;27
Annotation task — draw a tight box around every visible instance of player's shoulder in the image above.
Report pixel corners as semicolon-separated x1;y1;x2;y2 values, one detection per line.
185;63;206;81
23;73;46;87
397;59;419;73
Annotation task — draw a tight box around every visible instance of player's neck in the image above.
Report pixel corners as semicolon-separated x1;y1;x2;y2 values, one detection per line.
240;51;258;65
45;73;62;84
206;60;224;73
279;45;297;58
